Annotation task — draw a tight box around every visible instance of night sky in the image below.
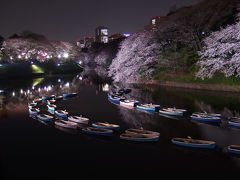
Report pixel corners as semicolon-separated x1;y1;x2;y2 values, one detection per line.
1;0;201;41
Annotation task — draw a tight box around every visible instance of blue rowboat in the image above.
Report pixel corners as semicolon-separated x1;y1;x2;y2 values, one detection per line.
159;109;183;116
37;114;54;121
28;102;37;109
42;96;53;101
228;117;240;128
171;137;216;149
192;112;221;118
190;114;221;123
125;128;160;136
136;103;160;112
227;145;240;155
92;122;120;130
29;108;40;115
82;127;113;136
108;94;126;104
163;107;187;113
55;120;78;129
32;98;42;103
47;104;56;111
63;93;77;99
120;99;139;108
120;133;159;142
55;110;68;118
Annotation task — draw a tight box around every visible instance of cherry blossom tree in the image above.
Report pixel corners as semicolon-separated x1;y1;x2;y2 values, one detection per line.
196;14;240;79
108;31;162;83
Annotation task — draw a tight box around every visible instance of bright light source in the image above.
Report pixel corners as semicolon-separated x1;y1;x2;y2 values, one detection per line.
102;84;109;92
78;61;82;65
12;92;15;96
20;89;23;94
58;78;61;82
63;53;69;59
0;64;2;67
65;82;70;87
79;76;83;80
10;56;13;60
18;55;22;59
57;64;60;66
32;86;35;90
31;61;34;64
58;55;61;58
123;33;131;37
0;90;4;93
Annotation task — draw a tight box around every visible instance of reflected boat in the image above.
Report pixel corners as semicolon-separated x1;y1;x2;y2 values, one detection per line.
55;110;68;118
47;100;56;105
33;98;42;103
55;96;63;100
47;104;57;111
63;93;77;99
28;102;37;109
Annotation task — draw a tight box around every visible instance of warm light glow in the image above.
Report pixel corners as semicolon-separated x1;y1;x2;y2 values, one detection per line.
63;53;69;58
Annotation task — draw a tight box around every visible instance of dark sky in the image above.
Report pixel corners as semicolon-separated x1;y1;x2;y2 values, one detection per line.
1;0;201;41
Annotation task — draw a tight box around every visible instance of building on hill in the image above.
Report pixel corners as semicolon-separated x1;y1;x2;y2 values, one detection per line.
95;26;109;43
145;16;166;31
76;36;95;48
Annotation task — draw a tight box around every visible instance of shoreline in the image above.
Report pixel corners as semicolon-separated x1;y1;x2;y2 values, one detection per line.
130;80;240;93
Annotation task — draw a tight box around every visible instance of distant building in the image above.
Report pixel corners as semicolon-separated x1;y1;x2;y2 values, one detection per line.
76;36;95;48
109;34;125;41
145;16;166;32
95;26;109;43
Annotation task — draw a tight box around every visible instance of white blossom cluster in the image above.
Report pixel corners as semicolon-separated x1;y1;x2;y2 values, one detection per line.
108;31;162;83
197;15;240;79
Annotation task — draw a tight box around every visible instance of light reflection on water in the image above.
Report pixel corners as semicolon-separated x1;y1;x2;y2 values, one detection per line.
0;71;240;169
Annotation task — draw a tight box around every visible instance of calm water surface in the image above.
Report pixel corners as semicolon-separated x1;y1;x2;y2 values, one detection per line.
0;73;240;177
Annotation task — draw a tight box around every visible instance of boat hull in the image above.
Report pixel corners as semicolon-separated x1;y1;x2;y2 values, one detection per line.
228;121;240;128
172;139;216;149
136;105;160;112
120;135;159;142
228;146;240;155
159;110;183;116
92;123;120;130
82;128;113;136
191;116;221;123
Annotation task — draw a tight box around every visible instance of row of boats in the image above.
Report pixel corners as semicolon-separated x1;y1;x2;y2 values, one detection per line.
27;91;240;156
108;93;240;128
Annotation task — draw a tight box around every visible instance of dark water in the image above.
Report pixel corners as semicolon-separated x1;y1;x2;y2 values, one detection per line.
0;73;240;178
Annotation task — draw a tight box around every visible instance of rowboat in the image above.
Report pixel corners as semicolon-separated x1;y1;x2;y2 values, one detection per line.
191;114;221;123
68;115;89;124
47;99;56;105
228;117;240;128
81;127;113;136
28;102;37;109
42;96;53;101
125;128;160;136
159;108;183;116
55;110;68;118
92;122;120;130
120;99;139;108
192;112;221;118
29;108;40;115
108;94;126;104
32;98;42;103
54;120;78;129
162;107;187;113
47;104;56;111
136;103;160;112
120;133;159;142
63;93;77;99
37;114;54;121
227;145;240;155
171;137;216;149
55;96;63;100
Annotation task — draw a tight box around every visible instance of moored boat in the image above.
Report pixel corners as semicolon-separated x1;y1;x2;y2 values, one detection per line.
68;115;89;124
159;108;183;116
63;93;77;99
108;94;126;104
228;117;240;128
192;112;221;117
125;128;160;136
136;103;160;112
92;122;120;130
42;96;53;101
171;137;216;149
191;114;221;123
47;104;57;111
55;110;68;118
120;133;159;142
81;127;113;136
120;99;139;108
55;96;63;100
28;102;37;109
47;99;56;105
162;107;187;113
54;120;78;129
37;114;54;121
227;145;240;155
29;108;40;115
32;98;42;103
